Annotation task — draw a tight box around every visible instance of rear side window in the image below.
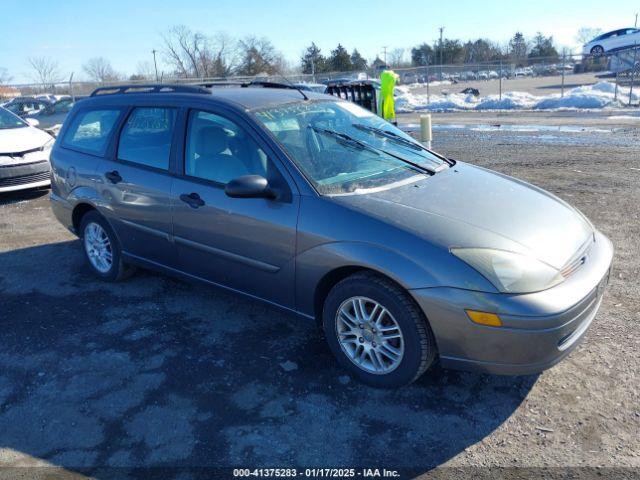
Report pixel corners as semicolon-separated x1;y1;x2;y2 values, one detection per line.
63;109;121;155
117;107;176;170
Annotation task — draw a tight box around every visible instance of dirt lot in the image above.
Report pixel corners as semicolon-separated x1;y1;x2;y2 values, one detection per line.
0;112;639;479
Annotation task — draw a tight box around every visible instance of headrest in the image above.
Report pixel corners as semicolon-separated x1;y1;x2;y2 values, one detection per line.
195;126;228;157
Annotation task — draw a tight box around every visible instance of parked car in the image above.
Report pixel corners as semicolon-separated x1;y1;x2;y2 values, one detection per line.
0;107;54;193
292;83;327;94
4;96;78;131
583;28;640;56
50;84;613;387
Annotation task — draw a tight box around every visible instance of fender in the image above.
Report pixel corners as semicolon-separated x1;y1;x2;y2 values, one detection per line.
295;240;442;316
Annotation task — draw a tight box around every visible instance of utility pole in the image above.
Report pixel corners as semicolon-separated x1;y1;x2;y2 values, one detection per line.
152;49;159;82
635;13;638;28
382;46;388;66
439;26;444;81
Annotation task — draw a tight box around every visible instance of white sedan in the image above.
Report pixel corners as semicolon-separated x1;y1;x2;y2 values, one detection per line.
0;107;54;193
583;28;640;56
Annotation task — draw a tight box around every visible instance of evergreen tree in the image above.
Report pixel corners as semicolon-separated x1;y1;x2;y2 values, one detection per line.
528;32;559;59
411;43;434;66
328;44;352;72
350;49;368;70
300;42;326;74
509;32;528;64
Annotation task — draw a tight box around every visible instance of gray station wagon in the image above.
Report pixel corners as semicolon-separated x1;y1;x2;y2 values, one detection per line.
50;84;613;387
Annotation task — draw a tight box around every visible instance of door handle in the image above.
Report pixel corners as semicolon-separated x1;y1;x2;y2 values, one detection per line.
180;192;205;209
105;170;122;184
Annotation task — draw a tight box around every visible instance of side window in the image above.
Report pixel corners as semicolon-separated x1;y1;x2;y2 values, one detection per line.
63;109;121;155
117;107;176;170
185;110;269;184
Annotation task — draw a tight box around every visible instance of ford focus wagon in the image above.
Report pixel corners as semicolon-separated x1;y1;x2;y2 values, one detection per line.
50;84;613;387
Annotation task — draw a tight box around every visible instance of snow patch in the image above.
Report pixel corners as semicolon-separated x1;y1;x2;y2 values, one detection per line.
395;82;639;112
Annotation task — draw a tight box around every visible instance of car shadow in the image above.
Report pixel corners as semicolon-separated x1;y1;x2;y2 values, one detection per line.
0;187;50;206
0;240;538;478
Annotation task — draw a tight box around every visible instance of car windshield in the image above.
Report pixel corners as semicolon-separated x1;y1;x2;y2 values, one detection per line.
0;108;26;129
254;100;446;195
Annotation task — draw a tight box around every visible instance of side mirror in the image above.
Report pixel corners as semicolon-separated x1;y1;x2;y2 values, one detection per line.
225;175;276;199
25;118;40;127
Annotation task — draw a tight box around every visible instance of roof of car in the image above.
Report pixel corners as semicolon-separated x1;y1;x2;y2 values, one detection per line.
86;85;331;111
208;87;329;109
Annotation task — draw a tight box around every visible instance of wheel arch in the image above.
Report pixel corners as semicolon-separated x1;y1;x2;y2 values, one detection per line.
296;241;442;323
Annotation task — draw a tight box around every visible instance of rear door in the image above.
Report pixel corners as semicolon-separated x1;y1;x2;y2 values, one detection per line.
96;105;179;267
170;107;300;308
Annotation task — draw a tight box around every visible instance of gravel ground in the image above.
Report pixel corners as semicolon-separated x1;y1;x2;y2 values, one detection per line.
0;112;638;479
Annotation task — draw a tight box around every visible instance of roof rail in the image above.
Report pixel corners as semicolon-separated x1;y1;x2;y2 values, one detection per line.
90;84;210;97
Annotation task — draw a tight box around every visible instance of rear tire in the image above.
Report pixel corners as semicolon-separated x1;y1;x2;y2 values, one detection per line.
322;272;436;388
79;211;135;282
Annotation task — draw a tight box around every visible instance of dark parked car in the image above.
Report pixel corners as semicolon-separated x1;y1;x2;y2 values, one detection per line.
50;84;613;387
4;96;77;130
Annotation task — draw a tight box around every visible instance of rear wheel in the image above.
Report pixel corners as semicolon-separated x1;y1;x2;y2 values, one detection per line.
322;272;436;388
79;211;135;282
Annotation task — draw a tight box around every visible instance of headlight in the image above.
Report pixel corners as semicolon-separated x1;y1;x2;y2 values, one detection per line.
451;248;564;293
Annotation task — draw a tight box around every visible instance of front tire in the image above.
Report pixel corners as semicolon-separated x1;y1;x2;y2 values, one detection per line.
323;272;436;388
591;45;604;56
79;211;134;282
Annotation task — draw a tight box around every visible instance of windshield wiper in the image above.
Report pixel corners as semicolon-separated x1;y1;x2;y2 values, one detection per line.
308;125;436;174
353;124;425;152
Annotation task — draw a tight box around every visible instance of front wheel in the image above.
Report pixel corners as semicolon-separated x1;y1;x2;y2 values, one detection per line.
591;45;604;56
323;272;436;388
79;211;135;282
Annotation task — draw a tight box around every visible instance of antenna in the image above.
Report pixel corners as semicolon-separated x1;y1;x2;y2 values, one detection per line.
254;61;309;101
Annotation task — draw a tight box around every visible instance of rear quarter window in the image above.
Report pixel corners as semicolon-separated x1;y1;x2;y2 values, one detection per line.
62;108;122;156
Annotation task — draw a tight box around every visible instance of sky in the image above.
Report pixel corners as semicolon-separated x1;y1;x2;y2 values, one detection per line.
1;0;638;83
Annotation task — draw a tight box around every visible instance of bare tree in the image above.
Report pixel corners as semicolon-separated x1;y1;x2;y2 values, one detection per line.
388;48;406;68
162;25;236;78
235;36;282;76
27;56;62;88
576;27;603;45
83;57;119;83
0;67;12;85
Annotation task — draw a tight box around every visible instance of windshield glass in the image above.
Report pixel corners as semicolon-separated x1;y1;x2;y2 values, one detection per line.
0;107;26;130
255;100;445;194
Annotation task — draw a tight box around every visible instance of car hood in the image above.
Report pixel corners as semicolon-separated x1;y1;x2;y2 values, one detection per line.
0;126;51;154
333;162;593;269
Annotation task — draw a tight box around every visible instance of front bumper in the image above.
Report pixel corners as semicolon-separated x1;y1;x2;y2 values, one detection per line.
411;230;614;375
0;160;51;193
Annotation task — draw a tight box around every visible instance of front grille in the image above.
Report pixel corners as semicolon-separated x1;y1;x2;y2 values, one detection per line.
0;170;50;187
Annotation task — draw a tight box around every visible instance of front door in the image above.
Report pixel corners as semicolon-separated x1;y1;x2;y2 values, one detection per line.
171;109;299;308
97;106;178;267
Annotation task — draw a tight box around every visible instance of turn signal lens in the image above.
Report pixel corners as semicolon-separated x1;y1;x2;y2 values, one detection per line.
466;310;503;327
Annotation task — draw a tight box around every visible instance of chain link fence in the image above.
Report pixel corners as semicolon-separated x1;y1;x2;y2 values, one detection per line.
1;46;638;107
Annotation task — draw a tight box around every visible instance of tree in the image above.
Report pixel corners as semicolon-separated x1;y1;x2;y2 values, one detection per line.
350;49;368;71
27;56;62;87
411;43;434;66
529;32;558;59
235;36;281;76
300;42;327;74
509;32;528;64
0;67;12;85
434;39;464;64
388;48;406;67
162;25;235;78
83;57;119;83
328;44;352;72
576;27;603;45
463;39;504;63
